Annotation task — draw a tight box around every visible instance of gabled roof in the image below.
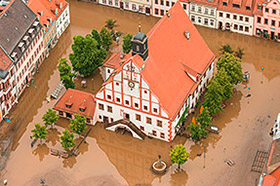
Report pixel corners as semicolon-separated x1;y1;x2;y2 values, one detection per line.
0;47;13;79
217;0;257;16
53;89;96;119
0;0;37;54
103;52;131;69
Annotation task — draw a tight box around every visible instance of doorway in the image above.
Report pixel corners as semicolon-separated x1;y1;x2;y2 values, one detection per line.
145;7;150;14
103;116;109;123
120;1;124;9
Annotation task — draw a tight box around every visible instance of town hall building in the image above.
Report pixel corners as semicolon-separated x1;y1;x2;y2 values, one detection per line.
54;2;216;142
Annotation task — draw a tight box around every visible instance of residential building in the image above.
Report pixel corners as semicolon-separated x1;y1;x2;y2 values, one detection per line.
188;0;218;28
0;47;17;121
99;0;152;15
153;0;177;17
27;0;57;58
0;0;44;97
253;0;280;40
54;0;70;38
93;2;215;141
53;89;96;124
271;113;280;140
217;0;255;35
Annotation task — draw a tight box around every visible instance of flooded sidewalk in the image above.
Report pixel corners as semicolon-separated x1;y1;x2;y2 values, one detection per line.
0;1;280;186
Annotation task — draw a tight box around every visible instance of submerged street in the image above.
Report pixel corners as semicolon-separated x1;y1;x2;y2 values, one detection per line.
0;0;280;185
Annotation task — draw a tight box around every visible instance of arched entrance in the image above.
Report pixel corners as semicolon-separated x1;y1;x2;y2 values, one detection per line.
225;22;230;30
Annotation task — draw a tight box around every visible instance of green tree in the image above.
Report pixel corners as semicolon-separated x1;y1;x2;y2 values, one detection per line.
70;114;87;136
60;128;75;150
214;68;233;100
234;47;245;59
169;144;189;169
69;35;107;77
42;109;59;129
31;123;48;144
105;19;118;31
57;58;75;89
196;107;212;130
187;123;208;141
219;44;233;54
122;34;133;54
100;27;113;51
203;79;224;115
216;52;243;85
90;29;102;47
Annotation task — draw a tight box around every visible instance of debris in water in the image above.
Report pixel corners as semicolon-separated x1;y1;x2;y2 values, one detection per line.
3;179;7;185
225;159;235;167
197;153;202;156
246;94;251;98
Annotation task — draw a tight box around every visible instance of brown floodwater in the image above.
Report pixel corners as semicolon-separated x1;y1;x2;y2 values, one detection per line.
0;1;280;185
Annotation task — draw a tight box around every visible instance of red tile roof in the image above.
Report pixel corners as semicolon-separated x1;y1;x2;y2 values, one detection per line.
187;0;219;7
0;47;13;72
53;89;96;119
103;52;131;69
262;174;277;186
217;0;257;16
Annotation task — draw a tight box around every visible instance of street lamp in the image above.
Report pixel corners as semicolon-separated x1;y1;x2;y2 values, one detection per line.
203;143;206;168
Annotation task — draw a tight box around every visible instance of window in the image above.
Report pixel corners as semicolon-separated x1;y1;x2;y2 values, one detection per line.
257;17;261;23
109;0;112;5
265;8;269;13
136;114;141;121
157;120;162;127
160;132;165;139
239;25;243;31
204;18;208;25
107;95;112;100
223;2;227;6
234;24;238;30
172;2;175;6
191;15;195;22
155;8;159;15
66;104;72;108
226;14;230;18
233;4;240;8
273;9;276;14
239;16;243;21
245;17;249;22
125;2;129;8
264;18;268;25
219;12;223;17
146;117;152;124
245;26;249;32
144;105;148;110
198;7;201;13
198;17;201;23
166;1;170;6
140;126;144;130
152;130;157;136
98;103;104;110
246;6;250;10
160;9;164;16
183;4;187;10
155;0;158;4
132;4;136;10
125;100;130;105
99;115;102;119
107;106;112;113
111;118;114;122
87;118;91;123
258;4;261;10
124;113;130;119
210;19;214;26
153;108;158;113
160;0;164;5
134;103;139;108
233;15;237;20
210;9;214;15
115;0;118;6
205;8;208;14
256;28;261;35
191;5;195;11
272;20;276;26
59;111;63;116
79;108;85;112
116;97;120;102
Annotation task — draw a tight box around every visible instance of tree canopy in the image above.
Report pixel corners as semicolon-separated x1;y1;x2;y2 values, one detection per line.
70;114;87;136
187;122;208;141
91;29;102;47
122;34;133;54
214;68;233;100
169;144;189;169
60;128;75;150
105;19;118;31
196;107;212;130
216;52;243;85
219;44;233;54
31;123;48;144
69;35;107;77
234;47;245;59
57;58;75;89
100;27;113;51
42;109;59;128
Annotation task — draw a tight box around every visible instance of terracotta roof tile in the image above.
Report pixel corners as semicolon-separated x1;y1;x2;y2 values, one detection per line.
53;89;96;119
103;52;131;69
217;0;257;16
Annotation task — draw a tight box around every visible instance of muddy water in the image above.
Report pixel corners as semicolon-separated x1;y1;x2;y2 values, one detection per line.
1;1;280;186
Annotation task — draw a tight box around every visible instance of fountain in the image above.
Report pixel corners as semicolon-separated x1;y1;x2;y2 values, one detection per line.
152;155;167;174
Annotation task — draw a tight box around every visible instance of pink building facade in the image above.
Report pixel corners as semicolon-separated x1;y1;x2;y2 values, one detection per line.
254;0;280;40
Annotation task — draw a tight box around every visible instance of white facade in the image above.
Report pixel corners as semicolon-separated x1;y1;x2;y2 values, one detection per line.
152;0;189;17
189;3;217;28
56;4;70;39
272;113;280;140
216;10;254;36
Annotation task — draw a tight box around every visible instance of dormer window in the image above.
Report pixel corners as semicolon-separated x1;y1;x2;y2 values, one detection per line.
223;2;227;6
233;4;240;8
258;4;261;10
66;103;72;108
79;107;85;112
246;6;251;10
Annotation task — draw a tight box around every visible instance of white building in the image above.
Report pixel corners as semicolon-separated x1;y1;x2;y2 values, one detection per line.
94;2;215;142
272;113;280;140
55;1;70;39
152;0;189;17
189;0;218;29
216;0;254;35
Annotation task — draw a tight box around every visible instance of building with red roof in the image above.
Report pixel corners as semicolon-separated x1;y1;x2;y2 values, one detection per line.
94;2;215;141
53;89;96;124
216;0;256;35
